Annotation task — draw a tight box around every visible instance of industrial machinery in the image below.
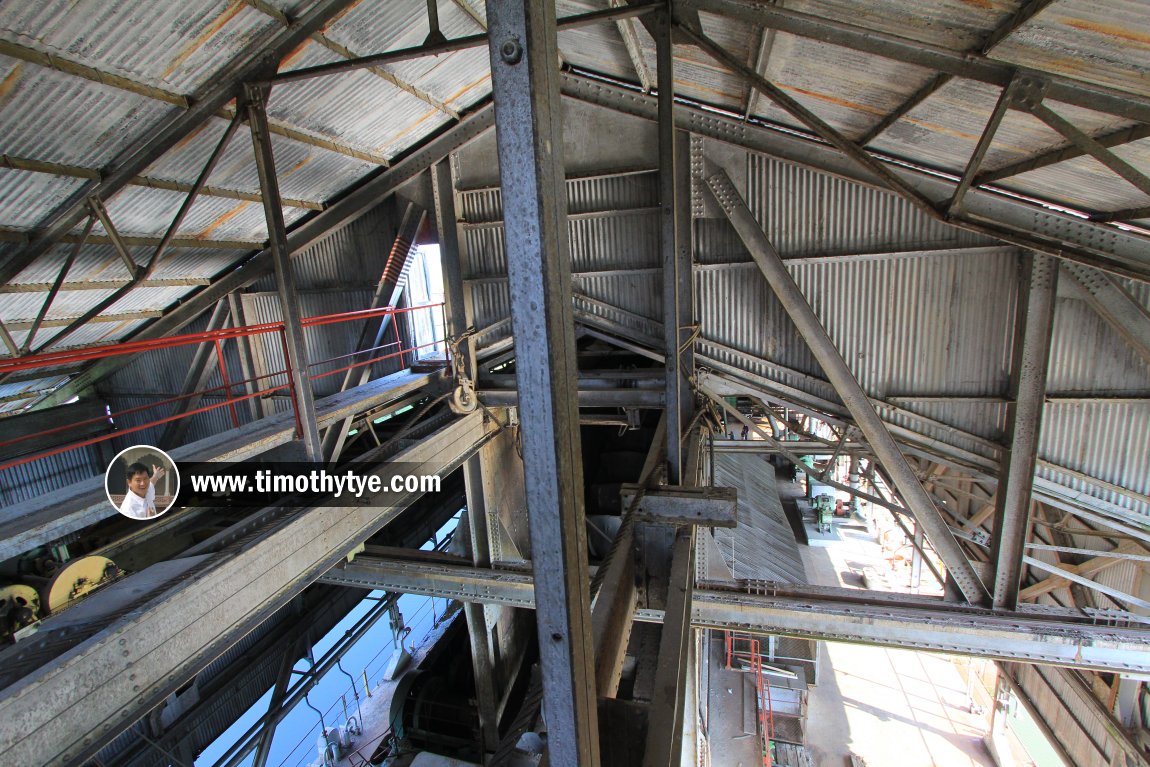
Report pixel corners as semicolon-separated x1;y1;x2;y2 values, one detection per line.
0;584;40;637
0;554;120;641
813;494;834;534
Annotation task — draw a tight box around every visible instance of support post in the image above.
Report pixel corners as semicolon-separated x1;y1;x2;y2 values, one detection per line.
433;158;478;380
911;522;924;592
705;169;989;604
320;203;425;462
0;320;18;357
659;11;694;484
251;638;303;767
848;455;861;515
228;293;266;421
485;1;600;763
158;299;232;449
644;425;702;767
462;459;501;751
435;158;500;747
990;253;1057;609
642;527;697;767
246;84;323;462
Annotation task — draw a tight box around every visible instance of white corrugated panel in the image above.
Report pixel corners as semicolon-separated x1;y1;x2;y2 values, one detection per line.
1039;402;1150;519
746;155;994;258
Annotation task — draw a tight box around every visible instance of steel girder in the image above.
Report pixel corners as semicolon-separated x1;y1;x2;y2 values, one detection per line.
319;556;1150;674
485;1;600;763
558;74;1150;281
0;411;500;767
704;168;990;604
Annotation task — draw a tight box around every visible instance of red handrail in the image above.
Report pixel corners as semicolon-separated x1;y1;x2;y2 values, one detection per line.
0;304;447;472
725;631;774;767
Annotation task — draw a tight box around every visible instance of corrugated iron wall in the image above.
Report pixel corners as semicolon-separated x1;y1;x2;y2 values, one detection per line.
745;155;993;258
461;171;662;348
458;134;1147;523
98;198;399;452
0;446;100;507
1004;663;1127;767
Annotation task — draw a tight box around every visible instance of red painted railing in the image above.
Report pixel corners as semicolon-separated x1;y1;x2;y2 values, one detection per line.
725;631;775;767
0;303;446;472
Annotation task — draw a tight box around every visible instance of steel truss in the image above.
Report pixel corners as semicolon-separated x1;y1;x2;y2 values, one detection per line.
319;555;1150;674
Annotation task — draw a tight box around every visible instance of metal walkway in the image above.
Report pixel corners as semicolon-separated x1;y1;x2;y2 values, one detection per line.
0;368;442;562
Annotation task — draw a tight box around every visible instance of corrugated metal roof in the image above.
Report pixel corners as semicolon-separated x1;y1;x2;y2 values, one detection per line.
785;0;1014;50
556;0;641;85
96;185;306;240
752;33;939;139
994;136;1150;215
991;0;1150;96
673;13;753;110
139;115;377;204
0;55;176;167
271;40;448;161
9;317;151;353
6;243;244;286
320;0;491;111
0;0;277;94
0;170;89;230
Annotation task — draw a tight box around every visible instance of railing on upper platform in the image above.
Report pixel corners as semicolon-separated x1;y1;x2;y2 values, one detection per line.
0;303;447;473
726;630;776;767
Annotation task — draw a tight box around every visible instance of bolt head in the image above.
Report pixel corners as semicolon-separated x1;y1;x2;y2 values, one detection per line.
500;39;522;65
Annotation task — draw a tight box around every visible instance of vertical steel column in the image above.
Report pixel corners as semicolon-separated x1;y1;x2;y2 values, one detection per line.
644;525;698;767
228;293;267;421
320;204;425;463
705;169;990;605
659;12;693;484
485;2;600;764
435;158;501;751
158;299;232;449
461;457;500;751
433;161;464;337
990;253;1058;609
848;455;861;515
911;523;924;592
432;160;475;367
246;84;323;462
